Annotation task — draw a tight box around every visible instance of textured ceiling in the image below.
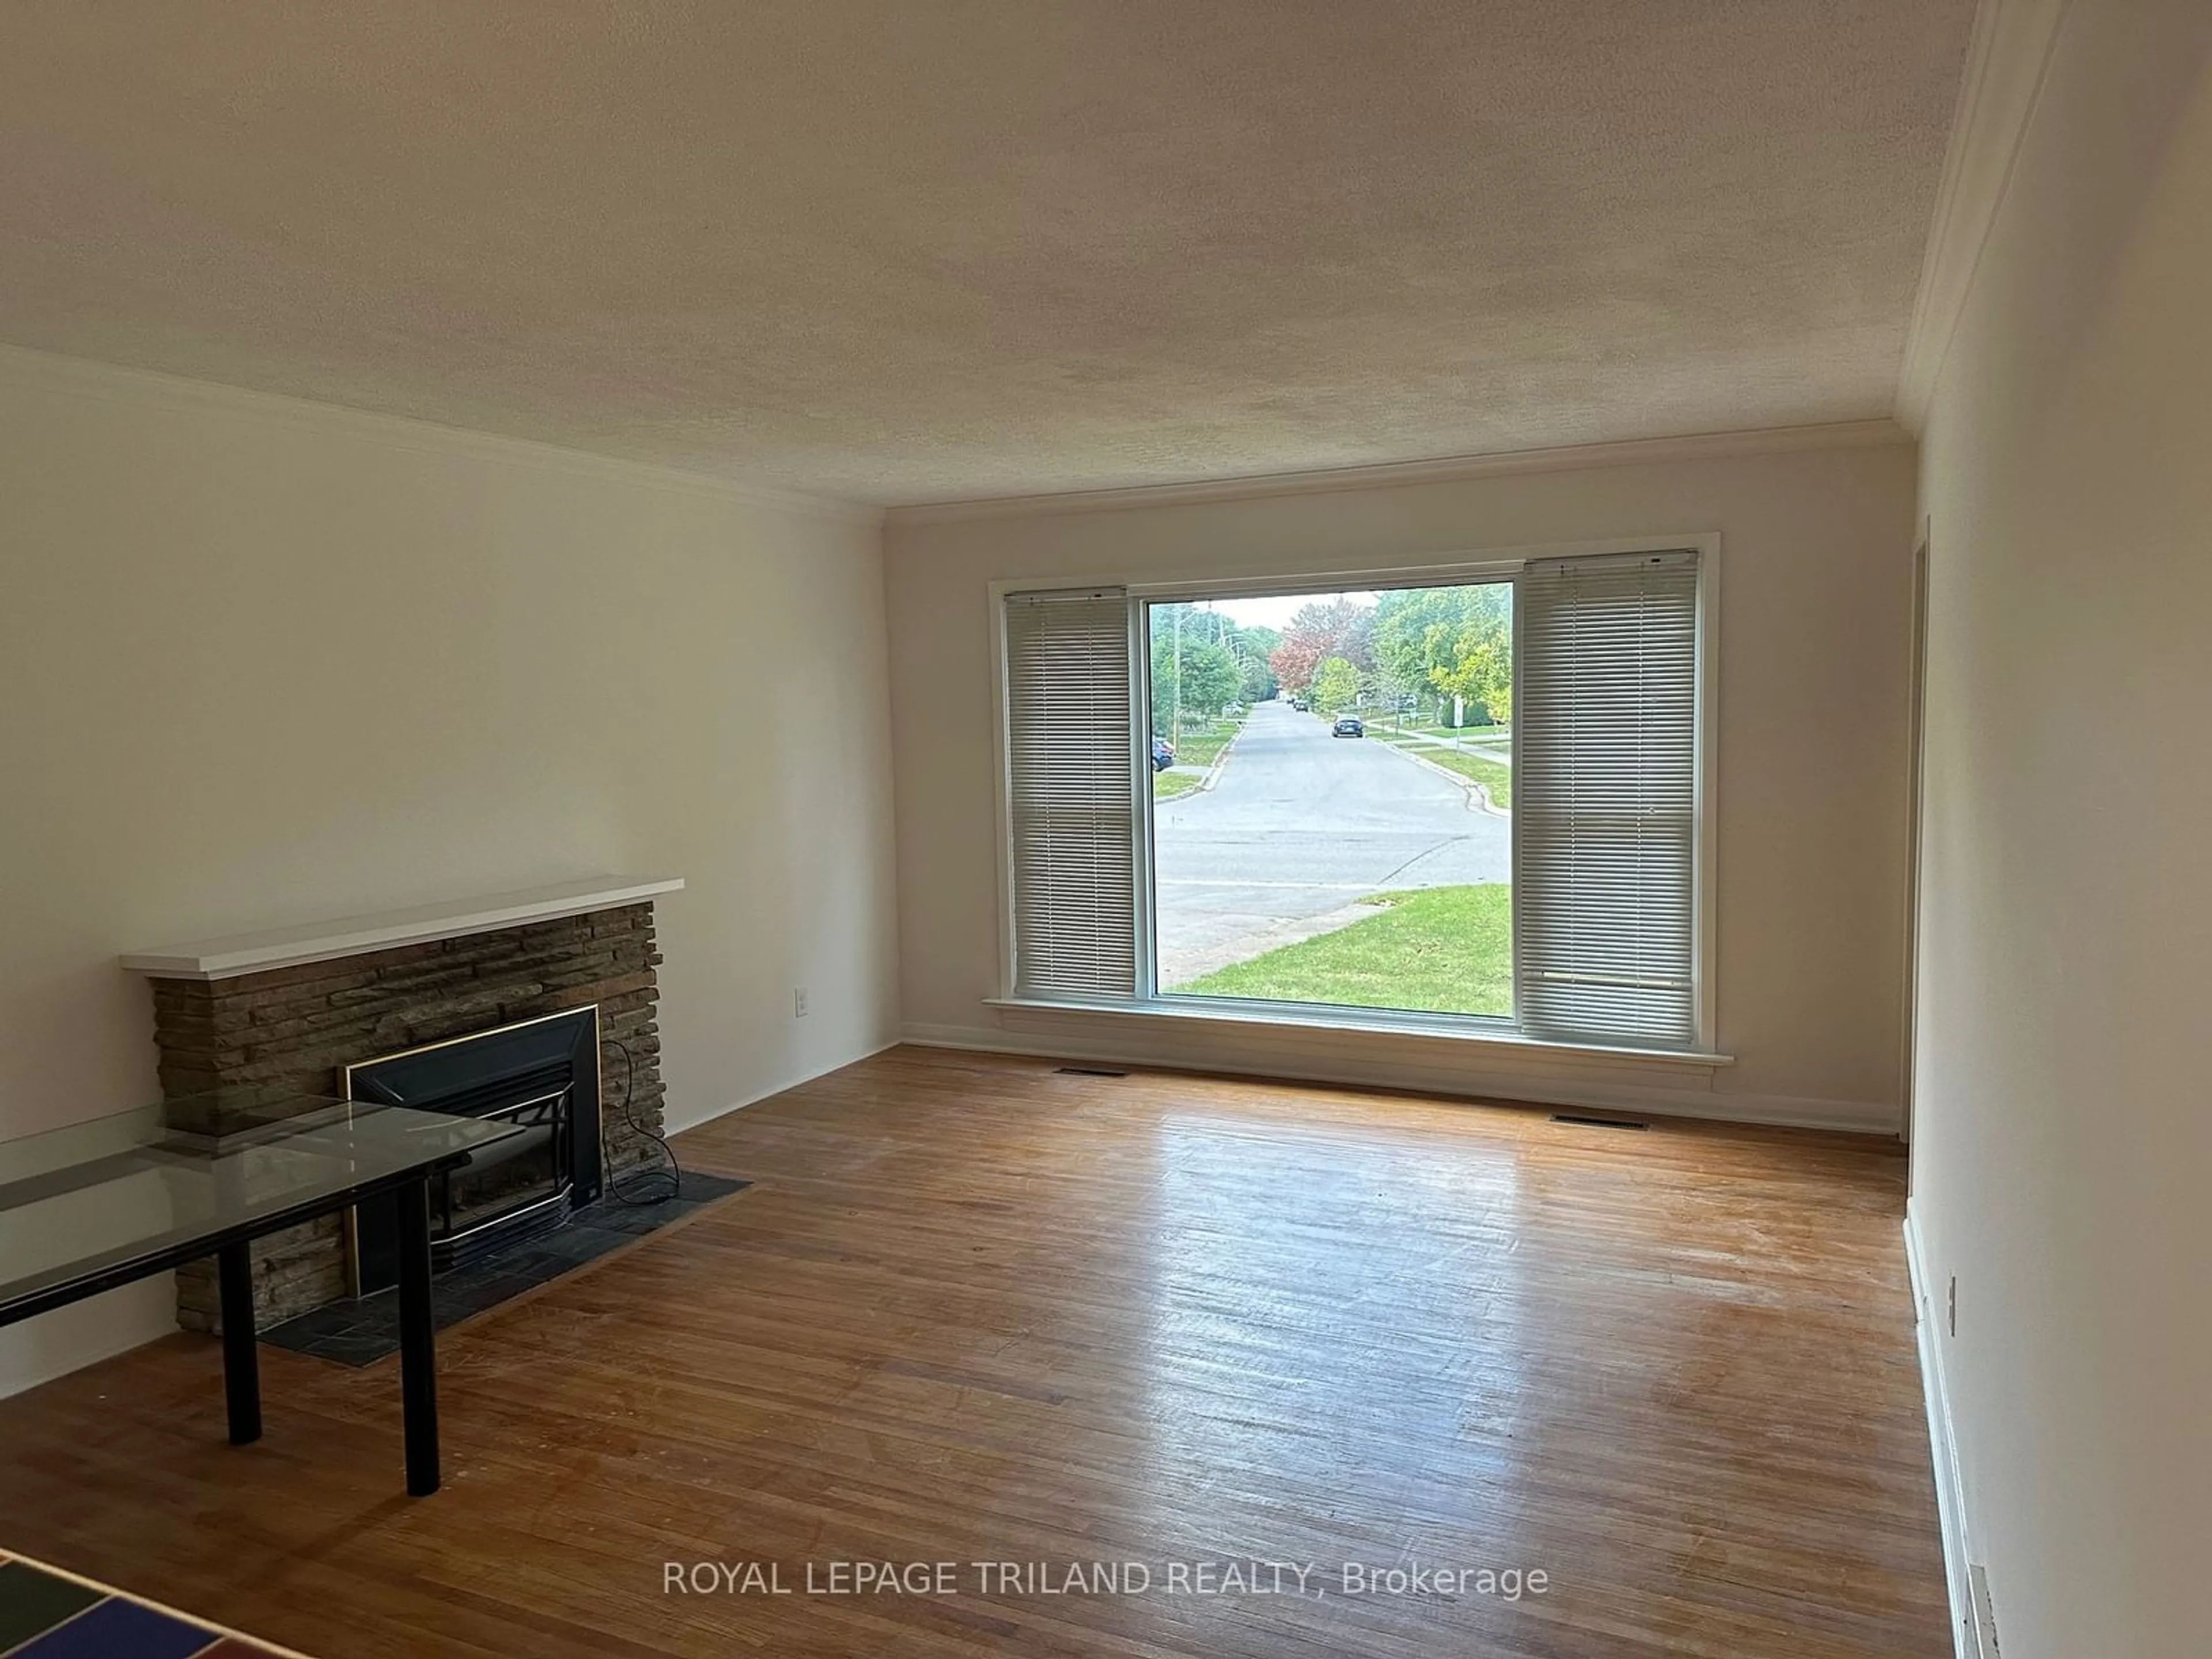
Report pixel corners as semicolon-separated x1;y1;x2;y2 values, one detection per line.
0;2;1975;505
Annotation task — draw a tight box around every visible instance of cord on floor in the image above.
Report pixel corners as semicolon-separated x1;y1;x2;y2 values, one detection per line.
600;1034;683;1205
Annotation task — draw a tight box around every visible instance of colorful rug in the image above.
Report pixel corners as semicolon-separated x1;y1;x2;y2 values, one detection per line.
0;1551;306;1658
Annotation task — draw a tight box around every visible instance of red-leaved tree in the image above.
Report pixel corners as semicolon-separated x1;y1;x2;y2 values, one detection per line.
1268;598;1374;695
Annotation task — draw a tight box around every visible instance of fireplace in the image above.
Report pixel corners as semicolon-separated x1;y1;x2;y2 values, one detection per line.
125;880;676;1331
342;1006;604;1294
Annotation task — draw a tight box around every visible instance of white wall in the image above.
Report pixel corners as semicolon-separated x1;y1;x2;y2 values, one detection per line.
0;348;900;1394
884;435;1919;1129
1908;2;2212;1653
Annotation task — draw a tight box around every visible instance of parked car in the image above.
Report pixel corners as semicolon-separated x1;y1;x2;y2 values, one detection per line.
1332;715;1364;738
1150;736;1176;771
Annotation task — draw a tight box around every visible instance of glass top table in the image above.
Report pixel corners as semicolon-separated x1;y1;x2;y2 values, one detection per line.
0;1088;525;1495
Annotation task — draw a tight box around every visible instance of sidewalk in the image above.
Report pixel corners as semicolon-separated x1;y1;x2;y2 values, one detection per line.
1376;725;1510;764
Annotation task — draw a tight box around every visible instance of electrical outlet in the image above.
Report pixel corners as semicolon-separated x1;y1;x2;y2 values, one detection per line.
1948;1275;1957;1339
793;986;809;1018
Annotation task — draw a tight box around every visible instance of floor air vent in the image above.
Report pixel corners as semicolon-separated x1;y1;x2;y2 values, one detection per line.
1550;1112;1649;1130
1055;1066;1129;1078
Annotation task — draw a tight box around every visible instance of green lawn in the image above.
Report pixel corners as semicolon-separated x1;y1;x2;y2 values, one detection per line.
1378;734;1513;808
1164;713;1244;771
1171;882;1513;1016
1148;711;1248;798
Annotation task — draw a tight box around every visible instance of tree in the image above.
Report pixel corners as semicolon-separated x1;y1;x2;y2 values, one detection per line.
1433;611;1512;725
1180;639;1240;716
1369;584;1512;725
1228;624;1281;702
1368;594;1440;722
1310;655;1362;715
1269;598;1374;696
1150;634;1240;735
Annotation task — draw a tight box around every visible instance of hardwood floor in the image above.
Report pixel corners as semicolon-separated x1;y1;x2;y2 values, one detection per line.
0;1047;1948;1657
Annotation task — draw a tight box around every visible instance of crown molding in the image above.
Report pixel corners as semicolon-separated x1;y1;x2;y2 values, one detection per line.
1896;0;2076;433
0;342;882;528
882;418;1913;528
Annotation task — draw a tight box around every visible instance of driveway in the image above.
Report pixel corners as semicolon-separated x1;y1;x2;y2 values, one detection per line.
1154;699;1509;986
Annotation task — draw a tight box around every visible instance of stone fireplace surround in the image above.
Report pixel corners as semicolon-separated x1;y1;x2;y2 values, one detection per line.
121;878;681;1331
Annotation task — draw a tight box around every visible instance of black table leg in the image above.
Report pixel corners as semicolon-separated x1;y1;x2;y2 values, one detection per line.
217;1241;261;1446
396;1172;440;1496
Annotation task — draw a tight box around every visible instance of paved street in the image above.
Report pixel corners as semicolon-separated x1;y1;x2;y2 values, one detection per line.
1154;699;1509;985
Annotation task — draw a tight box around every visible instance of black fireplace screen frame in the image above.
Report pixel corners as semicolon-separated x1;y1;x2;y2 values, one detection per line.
343;1006;603;1296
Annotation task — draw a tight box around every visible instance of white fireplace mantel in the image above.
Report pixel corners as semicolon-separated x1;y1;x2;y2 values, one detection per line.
119;875;685;981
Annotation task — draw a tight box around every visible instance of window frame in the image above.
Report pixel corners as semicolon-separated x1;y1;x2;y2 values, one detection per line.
987;533;1722;1059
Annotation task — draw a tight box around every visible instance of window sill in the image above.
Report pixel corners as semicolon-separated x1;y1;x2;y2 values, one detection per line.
983;995;1732;1071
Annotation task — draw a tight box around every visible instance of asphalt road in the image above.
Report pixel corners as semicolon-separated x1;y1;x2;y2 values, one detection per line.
1154;699;1509;986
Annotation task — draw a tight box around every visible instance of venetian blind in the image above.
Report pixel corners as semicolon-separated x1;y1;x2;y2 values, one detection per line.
1514;551;1701;1047
1004;589;1138;998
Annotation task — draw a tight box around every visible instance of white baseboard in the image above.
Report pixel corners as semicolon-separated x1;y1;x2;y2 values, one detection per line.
900;1020;1898;1135
664;1035;903;1137
1905;1200;1979;1659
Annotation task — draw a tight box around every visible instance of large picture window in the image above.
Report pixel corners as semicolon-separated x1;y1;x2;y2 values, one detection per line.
1150;581;1516;1020
998;547;1710;1053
